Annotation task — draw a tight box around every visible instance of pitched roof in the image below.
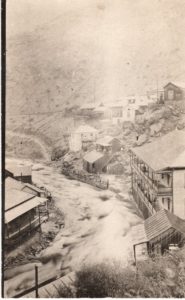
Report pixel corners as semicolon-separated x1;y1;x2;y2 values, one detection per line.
5;177;44;194
81;103;95;109
5;177;23;190
5;189;35;211
83;150;104;163
145;209;185;240
164;81;185;89
74;125;98;134
133;209;185;245
108;101;124;108
131;130;185;171
96;136;120;146
6;164;32;177
5;197;47;223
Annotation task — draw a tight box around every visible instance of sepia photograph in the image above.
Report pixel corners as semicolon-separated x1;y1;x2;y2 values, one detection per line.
2;0;185;297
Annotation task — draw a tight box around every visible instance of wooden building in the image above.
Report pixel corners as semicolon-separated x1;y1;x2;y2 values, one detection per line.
133;209;185;263
164;82;185;101
122;104;136;123
83;150;112;173
6;177;46;198
69;125;98;152
5;169;13;179
96;136;121;153
5;188;48;247
130;130;185;219
108;101;124;125
6;165;32;184
80;103;95;116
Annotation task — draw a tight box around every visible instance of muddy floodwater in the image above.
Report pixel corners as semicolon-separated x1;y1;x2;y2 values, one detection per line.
5;157;143;297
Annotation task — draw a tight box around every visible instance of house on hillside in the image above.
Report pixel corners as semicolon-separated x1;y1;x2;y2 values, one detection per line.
4;188;48;247
80;103;95;116
96;136;121;153
69;125;98;152
83;150;112;173
164;82;185;101
108;101;124;124
5;177;46;198
6;165;32;184
130;130;185;219
93;105;112;119
132;209;185;262
122;105;136;122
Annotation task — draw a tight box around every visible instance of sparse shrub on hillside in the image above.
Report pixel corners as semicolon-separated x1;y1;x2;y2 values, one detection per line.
51;146;68;161
58;248;185;298
31;151;43;160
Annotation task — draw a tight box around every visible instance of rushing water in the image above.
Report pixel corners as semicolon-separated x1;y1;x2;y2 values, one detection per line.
5;157;142;297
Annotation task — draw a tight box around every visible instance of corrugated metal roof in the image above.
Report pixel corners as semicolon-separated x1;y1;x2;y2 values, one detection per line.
5;197;47;223
83;150;104;163
6;164;32;176
131;130;185;171
133;210;185;245
5;189;35;211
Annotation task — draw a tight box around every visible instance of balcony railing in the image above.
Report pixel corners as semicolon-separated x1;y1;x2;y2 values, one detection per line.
133;182;157;215
131;162;172;195
131;162;158;191
5;215;48;239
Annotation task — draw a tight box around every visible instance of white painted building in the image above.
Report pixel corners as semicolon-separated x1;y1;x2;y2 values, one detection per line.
69;125;98;152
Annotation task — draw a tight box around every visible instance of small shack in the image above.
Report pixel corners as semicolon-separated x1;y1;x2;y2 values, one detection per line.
164;82;185;101
83;150;111;173
6;165;32;184
96;136;121;153
132;209;185;263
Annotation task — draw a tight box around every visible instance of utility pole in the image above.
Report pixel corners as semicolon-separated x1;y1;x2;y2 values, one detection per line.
35;265;39;298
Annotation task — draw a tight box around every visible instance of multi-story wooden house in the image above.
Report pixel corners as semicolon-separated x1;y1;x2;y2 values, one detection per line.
130;130;185;219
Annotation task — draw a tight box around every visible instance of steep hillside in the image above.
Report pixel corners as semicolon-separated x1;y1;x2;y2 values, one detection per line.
6;0;185;158
7;0;185;115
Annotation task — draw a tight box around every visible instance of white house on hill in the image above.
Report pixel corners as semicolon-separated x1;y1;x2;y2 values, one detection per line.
69;125;98;152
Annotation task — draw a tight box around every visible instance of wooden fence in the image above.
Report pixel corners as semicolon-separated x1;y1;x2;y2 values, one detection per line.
62;167;109;190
